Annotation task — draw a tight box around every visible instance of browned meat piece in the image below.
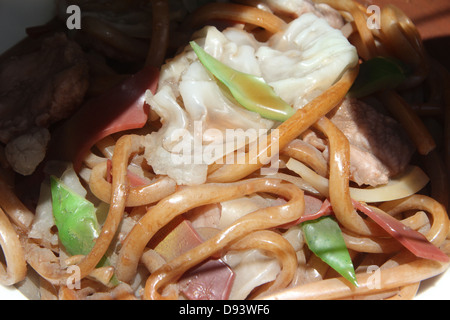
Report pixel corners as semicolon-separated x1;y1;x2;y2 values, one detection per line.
304;98;415;186
0;33;89;144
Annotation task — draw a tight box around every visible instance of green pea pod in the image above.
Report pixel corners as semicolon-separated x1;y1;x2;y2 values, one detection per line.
51;175;100;256
51;176;120;286
301;216;358;286
348;56;409;99
190;41;295;122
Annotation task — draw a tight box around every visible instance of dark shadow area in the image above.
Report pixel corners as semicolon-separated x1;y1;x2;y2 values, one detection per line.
424;36;450;70
413;8;450;25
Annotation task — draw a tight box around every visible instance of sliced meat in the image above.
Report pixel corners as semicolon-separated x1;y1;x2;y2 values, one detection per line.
0;33;89;144
347;146;392;187
304;98;415;186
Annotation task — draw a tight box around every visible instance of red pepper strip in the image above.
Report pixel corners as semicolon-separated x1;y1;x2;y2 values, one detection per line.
301;198;333;222
125;170;152;188
106;159;151;188
278;196;333;229
47;66;159;171
353;200;449;263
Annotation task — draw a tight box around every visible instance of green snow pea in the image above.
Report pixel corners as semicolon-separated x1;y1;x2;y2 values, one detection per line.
50;175;100;256
301;216;358;286
190;41;295;122
348;56;409;98
51;176;119;286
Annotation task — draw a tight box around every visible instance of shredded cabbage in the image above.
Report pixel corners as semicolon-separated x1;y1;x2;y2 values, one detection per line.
143;13;357;185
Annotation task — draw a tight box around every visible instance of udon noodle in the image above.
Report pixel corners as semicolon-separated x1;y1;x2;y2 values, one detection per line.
0;0;449;300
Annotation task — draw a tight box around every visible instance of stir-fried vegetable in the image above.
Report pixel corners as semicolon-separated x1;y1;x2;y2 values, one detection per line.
296;191;449;287
298;195;449;288
348;56;409;98
301;216;358;286
190;41;295;122
50;176;100;256
282;195;357;286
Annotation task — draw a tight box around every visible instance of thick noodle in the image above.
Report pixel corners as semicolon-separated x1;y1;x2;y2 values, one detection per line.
0;208;27;286
89;161;176;207
116;178;304;287
262;251;449;300
188;2;287;34
225;230;298;299
314;117;384;237
73;135;144;281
